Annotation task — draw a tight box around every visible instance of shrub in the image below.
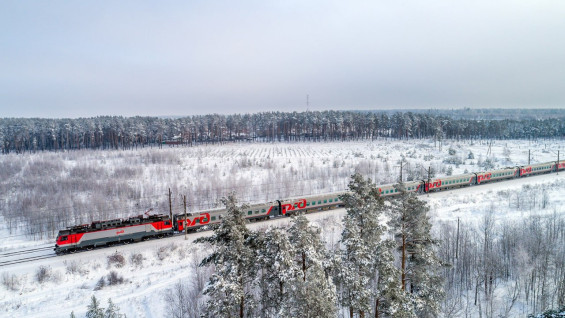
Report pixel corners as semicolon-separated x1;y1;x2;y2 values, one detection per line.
35;265;52;284
129;252;144;267
156;246;170;261
1;272;20;291
107;252;126;268
65;260;87;275
94;277;105;291
106;271;125;286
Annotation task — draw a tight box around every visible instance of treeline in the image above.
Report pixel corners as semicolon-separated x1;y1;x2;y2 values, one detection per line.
2;110;565;154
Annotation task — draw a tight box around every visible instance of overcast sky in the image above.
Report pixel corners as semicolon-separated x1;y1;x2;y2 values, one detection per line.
1;1;564;118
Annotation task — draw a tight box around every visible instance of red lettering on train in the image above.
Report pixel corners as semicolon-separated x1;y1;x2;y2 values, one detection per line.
477;173;492;183
425;180;442;191
521;167;532;175
116;230;125;235
180;213;211;228
281;199;307;214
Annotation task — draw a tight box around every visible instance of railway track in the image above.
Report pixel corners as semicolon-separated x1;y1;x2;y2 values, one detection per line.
0;245;57;267
0;254;57;267
0;246;53;258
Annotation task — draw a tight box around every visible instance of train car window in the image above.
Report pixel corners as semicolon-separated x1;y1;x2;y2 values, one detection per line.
324;200;327;203
329;199;333;202
262;209;266;212
318;201;321;204
212;216;216;221
335;197;339;201
202;218;208;222
255;210;259;214
307;203;310;206
165;221;171;225
60;236;68;241
248;211;252;215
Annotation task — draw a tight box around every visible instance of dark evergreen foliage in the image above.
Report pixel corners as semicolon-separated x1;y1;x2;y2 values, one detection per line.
2;110;564;154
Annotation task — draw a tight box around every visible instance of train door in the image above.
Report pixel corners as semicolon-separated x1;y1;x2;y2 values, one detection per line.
270;200;283;217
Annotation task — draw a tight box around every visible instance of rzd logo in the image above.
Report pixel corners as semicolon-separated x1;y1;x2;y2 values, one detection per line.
185;213;211;227
477;173;492;183
426;180;442;191
521;167;532;175
281;199;307;214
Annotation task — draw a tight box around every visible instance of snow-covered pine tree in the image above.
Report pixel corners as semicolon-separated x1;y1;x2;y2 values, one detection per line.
195;193;257;318
338;173;410;318
389;181;444;318
104;298;125;318
86;295;104;318
255;227;301;317
373;239;415;318
284;216;337;318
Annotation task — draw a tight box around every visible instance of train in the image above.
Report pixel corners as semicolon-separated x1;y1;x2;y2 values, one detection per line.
54;159;565;254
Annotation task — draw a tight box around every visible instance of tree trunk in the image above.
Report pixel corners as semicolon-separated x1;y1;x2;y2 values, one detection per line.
401;231;406;290
240;295;244;318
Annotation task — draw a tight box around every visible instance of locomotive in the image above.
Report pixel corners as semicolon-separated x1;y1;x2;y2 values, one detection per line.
54;159;565;254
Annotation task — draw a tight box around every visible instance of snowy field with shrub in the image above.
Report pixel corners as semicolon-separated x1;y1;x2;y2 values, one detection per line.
0;138;563;241
0;138;564;317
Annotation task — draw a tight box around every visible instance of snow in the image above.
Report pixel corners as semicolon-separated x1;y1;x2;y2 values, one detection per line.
1;138;564;317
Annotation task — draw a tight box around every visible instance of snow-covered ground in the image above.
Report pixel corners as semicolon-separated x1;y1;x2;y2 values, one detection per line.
0;138;564;317
0;173;563;317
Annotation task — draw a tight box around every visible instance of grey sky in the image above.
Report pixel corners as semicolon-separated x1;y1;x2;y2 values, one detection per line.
1;1;564;118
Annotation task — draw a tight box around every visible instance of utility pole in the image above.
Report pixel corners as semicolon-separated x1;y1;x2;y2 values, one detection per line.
168;188;172;221
456;217;460;259
558;150;560;175
396;160;405;183
528;149;530;165
184;195;188;240
427;166;432;197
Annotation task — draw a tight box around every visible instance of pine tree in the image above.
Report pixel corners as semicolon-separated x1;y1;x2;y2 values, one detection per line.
255;227;301;317
196;193;256;318
86;295;104;318
283;216;337;318
338;173;411;318
389;181;443;318
104;298;124;318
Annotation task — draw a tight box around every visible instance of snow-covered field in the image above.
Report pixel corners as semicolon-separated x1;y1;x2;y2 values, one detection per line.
1;138;564;317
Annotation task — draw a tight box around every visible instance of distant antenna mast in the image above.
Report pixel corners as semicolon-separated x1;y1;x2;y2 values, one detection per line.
306;94;309;108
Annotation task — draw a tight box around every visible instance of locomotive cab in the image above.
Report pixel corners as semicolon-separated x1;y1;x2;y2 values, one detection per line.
54;229;75;254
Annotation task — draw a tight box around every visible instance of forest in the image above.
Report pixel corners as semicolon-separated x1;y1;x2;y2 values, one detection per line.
2;109;565;154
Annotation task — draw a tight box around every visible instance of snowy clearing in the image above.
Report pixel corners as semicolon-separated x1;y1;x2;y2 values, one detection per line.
1;138;564;317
